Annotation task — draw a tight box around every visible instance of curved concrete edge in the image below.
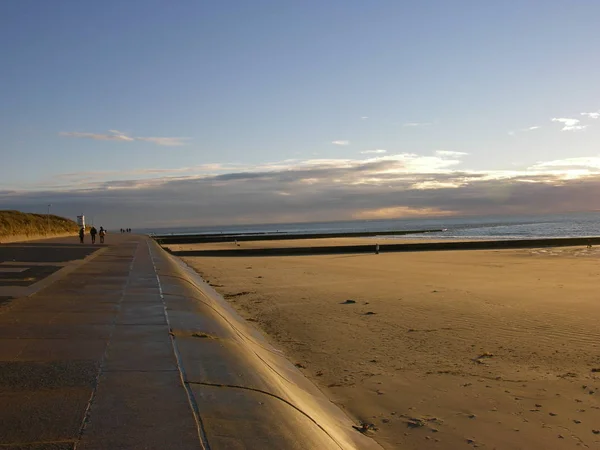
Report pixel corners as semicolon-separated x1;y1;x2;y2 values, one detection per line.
147;240;383;450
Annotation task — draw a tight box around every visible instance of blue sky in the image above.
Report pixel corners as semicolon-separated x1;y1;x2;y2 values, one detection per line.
1;1;599;227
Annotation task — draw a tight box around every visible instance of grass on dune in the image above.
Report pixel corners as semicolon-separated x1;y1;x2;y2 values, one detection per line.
0;210;79;239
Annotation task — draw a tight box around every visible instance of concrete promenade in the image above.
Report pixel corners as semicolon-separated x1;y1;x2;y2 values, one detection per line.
0;235;381;450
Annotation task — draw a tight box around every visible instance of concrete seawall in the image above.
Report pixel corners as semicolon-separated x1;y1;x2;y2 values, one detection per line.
149;239;383;449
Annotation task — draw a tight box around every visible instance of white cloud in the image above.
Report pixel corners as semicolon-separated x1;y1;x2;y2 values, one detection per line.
508;125;541;136
360;149;387;154
435;150;468;157
552;118;579;127
551;118;587;131
59;131;134;142
530;156;600;171
59;130;189;146
135;137;189;146
581;111;600;119
403;122;430;127
331;140;350;146
360;116;369;120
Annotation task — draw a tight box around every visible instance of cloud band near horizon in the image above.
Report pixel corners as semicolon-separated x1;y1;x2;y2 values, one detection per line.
3;152;600;228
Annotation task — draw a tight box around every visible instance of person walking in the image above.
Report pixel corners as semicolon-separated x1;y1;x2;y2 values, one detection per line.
90;226;97;244
79;227;85;244
99;226;106;244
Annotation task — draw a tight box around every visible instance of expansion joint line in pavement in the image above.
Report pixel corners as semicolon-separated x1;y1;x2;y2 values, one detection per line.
146;240;211;450
73;244;139;449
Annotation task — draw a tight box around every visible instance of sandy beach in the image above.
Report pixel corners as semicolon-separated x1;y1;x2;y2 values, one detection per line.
172;240;600;449
165;236;460;252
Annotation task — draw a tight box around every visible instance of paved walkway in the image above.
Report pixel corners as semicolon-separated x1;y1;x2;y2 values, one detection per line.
0;237;101;302
0;236;382;450
0;236;199;449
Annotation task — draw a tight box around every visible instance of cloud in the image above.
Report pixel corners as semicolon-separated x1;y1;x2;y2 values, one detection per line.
59;130;189;146
361;116;369;120
59;131;134;142
403;122;431;127
530;156;600;172
332;140;350;146
360;149;387;154
435;150;468;157
551;118;587;131
135;137;190;146
581;111;600;119
6;152;600;228
508;125;541;136
353;206;454;220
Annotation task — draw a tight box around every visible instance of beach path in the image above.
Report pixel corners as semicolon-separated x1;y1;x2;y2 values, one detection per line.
0;235;381;450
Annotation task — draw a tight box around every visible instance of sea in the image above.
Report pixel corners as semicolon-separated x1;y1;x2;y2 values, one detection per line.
141;212;600;240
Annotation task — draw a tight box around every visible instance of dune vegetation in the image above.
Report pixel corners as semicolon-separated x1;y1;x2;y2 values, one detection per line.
0;210;79;240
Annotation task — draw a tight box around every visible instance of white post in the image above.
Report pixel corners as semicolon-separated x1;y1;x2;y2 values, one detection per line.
47;204;52;236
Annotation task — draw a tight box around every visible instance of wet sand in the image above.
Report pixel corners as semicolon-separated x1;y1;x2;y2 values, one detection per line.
175;240;600;449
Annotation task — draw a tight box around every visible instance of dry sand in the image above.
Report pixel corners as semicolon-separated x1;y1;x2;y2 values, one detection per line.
167;236;453;252
175;240;600;449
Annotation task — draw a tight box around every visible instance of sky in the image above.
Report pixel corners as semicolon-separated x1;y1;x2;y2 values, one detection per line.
1;0;599;228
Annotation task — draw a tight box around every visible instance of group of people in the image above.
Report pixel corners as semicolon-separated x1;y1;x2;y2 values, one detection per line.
120;228;132;233
79;226;106;244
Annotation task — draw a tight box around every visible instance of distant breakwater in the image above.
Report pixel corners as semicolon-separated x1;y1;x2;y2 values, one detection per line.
152;229;443;245
166;236;600;257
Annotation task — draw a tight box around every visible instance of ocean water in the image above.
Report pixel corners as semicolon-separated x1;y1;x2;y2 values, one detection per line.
144;212;600;240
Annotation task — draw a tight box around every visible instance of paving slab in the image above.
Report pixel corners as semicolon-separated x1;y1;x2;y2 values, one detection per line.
76;371;199;450
0;360;98;391
8;339;107;362
103;338;177;372
0;388;90;445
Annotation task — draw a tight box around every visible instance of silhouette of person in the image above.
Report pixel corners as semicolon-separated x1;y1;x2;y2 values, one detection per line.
99;226;106;244
79;227;85;244
90;226;97;244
